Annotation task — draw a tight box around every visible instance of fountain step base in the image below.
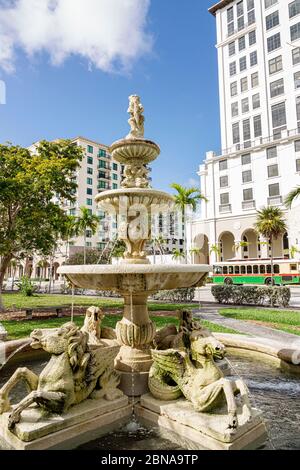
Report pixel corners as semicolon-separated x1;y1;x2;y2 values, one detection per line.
118;370;149;396
135;394;267;450
0;396;131;450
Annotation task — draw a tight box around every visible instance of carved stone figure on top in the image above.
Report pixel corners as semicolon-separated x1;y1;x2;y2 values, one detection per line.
126;95;145;139
0;323;123;432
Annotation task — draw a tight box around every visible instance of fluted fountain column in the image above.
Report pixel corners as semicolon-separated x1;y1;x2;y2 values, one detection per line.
115;292;156;395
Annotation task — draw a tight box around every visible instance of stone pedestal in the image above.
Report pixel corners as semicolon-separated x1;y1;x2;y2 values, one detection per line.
136;394;267;451
0;396;131;450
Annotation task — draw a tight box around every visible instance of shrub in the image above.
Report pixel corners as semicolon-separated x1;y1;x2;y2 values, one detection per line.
16;276;38;297
151;288;195;303
211;285;290;308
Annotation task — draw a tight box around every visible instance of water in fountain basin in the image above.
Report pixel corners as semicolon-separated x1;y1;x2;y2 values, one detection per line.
0;354;299;450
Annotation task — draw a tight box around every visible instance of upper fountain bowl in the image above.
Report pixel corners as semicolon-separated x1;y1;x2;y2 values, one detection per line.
110;138;160;167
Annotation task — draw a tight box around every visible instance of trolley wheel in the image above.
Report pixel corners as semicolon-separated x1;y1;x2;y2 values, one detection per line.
224;278;233;285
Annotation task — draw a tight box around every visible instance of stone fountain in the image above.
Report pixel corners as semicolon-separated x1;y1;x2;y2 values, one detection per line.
58;95;210;396
0;96;267;451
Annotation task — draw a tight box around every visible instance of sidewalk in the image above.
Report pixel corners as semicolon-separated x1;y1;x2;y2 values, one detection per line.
193;304;300;344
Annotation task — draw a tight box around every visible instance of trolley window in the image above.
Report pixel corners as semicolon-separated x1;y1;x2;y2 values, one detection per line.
223;266;228;275
260;265;265;274
274;264;280;274
234;266;240;274
253;265;259;274
229;266;234;274
247;265;252;274
241;265;246;274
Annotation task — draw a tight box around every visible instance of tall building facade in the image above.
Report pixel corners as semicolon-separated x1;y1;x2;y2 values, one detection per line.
189;0;300;264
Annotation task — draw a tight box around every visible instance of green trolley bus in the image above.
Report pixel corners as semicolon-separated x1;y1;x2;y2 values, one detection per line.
213;259;300;286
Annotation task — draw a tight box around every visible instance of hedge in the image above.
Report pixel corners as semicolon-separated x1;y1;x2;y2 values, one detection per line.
151;288;196;303
211;285;291;308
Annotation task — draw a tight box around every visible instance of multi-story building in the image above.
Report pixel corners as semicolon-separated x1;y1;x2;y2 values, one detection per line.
189;0;300;265
66;137;122;251
18;136;123;281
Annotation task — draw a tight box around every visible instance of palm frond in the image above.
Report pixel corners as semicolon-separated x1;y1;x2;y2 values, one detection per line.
284;186;300;209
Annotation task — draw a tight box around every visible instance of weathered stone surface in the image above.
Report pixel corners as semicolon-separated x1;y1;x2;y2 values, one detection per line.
0;324;7;342
137;394;267;450
0;323;124;431
0;397;131;450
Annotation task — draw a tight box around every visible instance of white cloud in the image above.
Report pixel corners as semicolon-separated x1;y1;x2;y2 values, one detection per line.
0;0;152;73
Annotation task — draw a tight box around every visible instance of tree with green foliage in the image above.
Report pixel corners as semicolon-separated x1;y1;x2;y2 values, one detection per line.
172;248;185;264
0;140;83;311
170;183;207;262
254;207;287;285
74;207;99;265
209;244;221;262
285;186;300;209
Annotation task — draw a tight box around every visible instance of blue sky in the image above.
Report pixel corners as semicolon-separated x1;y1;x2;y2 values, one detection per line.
0;0;220;192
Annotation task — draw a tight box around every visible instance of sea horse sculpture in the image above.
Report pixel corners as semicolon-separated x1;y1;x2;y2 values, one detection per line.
0;322;123;430
126;95;145;139
149;312;252;433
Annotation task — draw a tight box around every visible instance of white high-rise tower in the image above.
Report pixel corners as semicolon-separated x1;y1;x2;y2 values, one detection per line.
189;0;300;265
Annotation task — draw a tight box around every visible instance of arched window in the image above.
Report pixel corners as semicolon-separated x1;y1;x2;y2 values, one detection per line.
260;265;265;274
283;233;289;250
243;236;248;253
241;265;246;274
267;265;272;274
247;265;252;274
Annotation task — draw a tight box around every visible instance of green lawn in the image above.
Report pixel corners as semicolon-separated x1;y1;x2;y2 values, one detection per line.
1;315;241;341
219;308;300;336
1;293;194;312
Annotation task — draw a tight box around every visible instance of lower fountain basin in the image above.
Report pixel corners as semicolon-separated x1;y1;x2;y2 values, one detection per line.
57;264;210;293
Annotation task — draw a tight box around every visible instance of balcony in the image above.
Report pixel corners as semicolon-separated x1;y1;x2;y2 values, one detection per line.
242;200;256;210
98;172;110;180
268;196;282;206
219;204;232;214
218;127;300;158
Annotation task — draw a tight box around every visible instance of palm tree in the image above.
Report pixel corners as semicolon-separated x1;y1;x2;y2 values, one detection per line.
285;186;300;209
189;247;202;264
151;236;166;264
290;245;299;259
75;207;99;265
232;241;250;257
209;244;221;262
254;207;287;285
172;248;185;264
61;215;78;260
170;183;207;263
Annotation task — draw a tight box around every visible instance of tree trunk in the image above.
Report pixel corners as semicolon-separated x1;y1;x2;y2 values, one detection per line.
0;255;13;312
183;208;187;264
84;233;86;265
270;237;274;286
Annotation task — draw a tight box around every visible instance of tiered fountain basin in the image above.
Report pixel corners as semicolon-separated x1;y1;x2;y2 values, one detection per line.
95;188;174;210
110;138;160;165
58;264;210;395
